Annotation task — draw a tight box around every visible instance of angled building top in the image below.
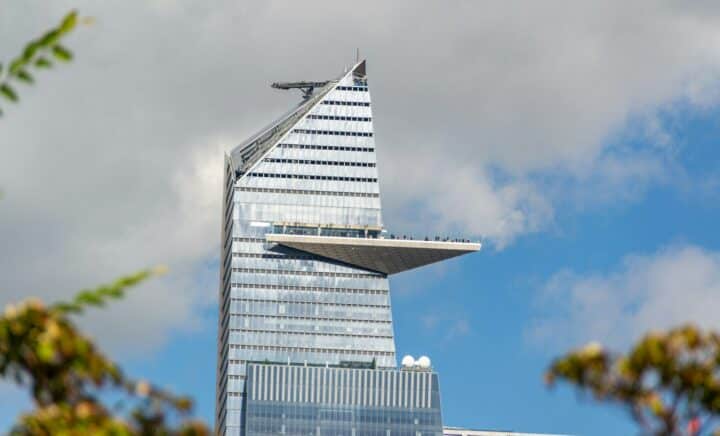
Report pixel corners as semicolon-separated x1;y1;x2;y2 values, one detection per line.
228;60;368;178
266;233;481;275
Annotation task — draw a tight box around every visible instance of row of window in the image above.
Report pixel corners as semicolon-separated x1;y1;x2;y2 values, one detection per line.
307;114;371;122
231;328;393;340
232;267;383;279
264;158;376;167
321;100;371;107
247;173;378;183
293;129;374;137
230;313;392;325
231;297;390;309
231;282;389;295
233;253;314;260
237;186;380;198
229;344;395;356
278;143;374;152
336;86;368;91
233;237;265;242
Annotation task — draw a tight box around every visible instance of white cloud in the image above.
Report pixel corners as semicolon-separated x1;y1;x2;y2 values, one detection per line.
529;245;720;351
3;1;720;351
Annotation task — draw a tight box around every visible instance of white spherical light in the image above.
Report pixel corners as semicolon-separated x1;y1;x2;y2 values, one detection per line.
417;356;431;369
401;355;415;367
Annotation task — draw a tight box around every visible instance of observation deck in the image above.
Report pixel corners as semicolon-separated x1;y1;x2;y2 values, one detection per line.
266;231;480;275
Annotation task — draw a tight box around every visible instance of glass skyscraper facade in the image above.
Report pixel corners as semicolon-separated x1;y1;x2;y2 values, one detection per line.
245;363;442;436
217;60;480;435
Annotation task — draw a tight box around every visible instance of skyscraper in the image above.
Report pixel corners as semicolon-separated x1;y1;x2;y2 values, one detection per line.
217;60;480;436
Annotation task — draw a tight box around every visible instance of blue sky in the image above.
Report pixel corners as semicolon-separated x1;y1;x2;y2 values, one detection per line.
4;2;720;435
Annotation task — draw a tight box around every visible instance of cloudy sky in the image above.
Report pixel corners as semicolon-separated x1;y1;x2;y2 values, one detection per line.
3;1;720;434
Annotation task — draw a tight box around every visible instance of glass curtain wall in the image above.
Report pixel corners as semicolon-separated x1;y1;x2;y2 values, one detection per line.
244;364;442;436
217;62;397;436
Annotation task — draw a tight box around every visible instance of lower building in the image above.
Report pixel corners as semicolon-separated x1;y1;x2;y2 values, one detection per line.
244;361;443;436
443;427;569;436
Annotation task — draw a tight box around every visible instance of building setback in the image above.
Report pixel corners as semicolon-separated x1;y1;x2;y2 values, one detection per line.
217;60;480;436
245;362;442;436
443;427;570;436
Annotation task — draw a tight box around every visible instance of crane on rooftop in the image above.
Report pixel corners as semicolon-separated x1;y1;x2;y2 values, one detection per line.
271;81;330;99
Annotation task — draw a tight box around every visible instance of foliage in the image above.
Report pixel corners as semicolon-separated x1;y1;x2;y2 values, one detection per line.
547;325;720;436
0;10;86;116
0;268;210;435
1;9;210;435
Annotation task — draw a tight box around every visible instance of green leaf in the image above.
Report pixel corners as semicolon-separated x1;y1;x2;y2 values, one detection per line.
39;29;61;47
52;268;161;315
0;84;18;102
59;10;78;35
16;70;34;84
37;340;56;363
53;302;83;314
51;45;73;62
8;58;25;75
76;291;105;306
34;57;52;69
22;41;41;62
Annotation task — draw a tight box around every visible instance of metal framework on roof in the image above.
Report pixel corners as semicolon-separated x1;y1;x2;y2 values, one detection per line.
271;81;331;99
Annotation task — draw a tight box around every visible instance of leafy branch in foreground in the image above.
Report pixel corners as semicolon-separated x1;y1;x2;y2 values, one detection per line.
0;10;88;116
546;325;720;436
1;269;209;435
52;266;168;315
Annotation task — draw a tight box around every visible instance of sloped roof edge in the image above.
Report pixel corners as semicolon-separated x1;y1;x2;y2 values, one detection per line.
228;60;367;178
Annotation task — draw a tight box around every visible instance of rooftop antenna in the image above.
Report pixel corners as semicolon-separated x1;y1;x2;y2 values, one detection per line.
356;48;360;63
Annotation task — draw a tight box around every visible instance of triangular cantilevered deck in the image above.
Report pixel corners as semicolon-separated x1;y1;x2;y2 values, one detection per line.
266;234;480;275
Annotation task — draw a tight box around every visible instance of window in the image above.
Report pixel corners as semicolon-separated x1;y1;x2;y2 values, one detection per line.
247;173;378;183
306;114;371;122
335;86;369;92
321;100;371;107
236;186;380;198
277;143;375;152
292;129;373;137
263;158;375;167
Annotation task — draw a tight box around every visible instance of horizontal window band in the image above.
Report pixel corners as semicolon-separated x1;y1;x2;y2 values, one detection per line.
229;344;395;356
231;267;384;279
277;143;374;152
236;186;380;198
231;297;390;309
292;129;373;137
263;158;375;167
306;114;371;122
232;312;391;324
321;100;370;107
335;86;369;92
247;173;378;183
231;237;265;242
230;281;389;295
229;313;392;324
232;252;315;260
230;328;394;339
